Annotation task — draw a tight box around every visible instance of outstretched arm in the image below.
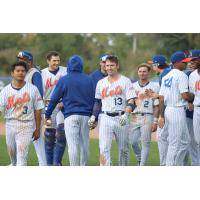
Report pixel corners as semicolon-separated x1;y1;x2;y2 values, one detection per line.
45;78;65;119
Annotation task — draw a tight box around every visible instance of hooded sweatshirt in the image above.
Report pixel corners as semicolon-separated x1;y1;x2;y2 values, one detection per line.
45;55;95;119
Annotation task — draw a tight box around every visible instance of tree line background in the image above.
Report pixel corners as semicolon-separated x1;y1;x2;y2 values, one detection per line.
0;33;199;78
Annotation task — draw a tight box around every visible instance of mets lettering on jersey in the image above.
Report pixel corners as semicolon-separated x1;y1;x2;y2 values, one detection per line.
7;92;31;109
102;86;122;98
195;80;200;91
45;77;60;89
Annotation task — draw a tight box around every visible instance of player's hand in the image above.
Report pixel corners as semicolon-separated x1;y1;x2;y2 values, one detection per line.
138;93;146;100
188;103;194;112
88;115;97;130
151;123;158;132
119;113;129;126
32;129;40;141
145;89;159;99
57;102;64;110
158;117;165;129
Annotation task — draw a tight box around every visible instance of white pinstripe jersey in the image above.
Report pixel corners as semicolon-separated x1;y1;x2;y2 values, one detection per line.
95;75;135;112
189;69;200;106
132;81;160;114
159;69;188;107
0;82;44;121
42;66;67;101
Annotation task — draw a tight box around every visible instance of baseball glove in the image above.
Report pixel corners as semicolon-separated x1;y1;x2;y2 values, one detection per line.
88;115;97;130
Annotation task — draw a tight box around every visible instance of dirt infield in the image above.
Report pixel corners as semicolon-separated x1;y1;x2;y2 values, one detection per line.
0;122;157;141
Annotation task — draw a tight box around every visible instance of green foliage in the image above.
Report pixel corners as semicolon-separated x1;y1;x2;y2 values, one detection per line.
0;33;199;78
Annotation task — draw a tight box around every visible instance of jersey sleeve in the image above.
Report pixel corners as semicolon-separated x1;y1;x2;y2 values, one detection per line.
0;90;5;112
189;73;195;94
32;72;44;98
125;80;136;100
159;78;165;96
95;80;102;99
153;83;160;106
178;73;189;94
33;87;45;110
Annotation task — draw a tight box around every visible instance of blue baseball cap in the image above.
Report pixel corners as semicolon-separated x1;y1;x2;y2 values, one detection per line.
151;55;167;65
188;50;200;59
17;51;33;61
99;54;109;62
170;51;192;63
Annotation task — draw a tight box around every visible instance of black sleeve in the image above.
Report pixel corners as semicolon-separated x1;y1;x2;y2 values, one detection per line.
92;98;102;120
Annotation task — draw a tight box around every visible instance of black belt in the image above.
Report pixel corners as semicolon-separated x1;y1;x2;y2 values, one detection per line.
132;112;153;116
103;111;125;117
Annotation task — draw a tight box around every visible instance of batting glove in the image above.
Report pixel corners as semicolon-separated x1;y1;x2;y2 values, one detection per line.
44;118;52;129
119;112;129;126
88;115;97;130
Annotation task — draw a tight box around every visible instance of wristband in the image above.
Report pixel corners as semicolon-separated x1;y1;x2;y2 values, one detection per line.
153;117;158;124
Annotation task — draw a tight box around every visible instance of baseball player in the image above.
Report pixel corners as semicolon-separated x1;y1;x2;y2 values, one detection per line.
42;51;67;166
129;63;159;166
182;50;200;166
0;61;44;166
188;49;200;165
45;55;94;166
159;52;194;166
88;55;136;166
90;54;109;90
148;55;171;165
17;51;47;166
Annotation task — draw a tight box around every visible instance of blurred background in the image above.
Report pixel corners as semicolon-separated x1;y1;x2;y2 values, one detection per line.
0;33;200;84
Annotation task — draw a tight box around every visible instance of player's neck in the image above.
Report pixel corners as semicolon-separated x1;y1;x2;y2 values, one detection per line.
139;79;149;86
12;80;25;88
100;68;107;75
108;73;120;83
48;66;59;71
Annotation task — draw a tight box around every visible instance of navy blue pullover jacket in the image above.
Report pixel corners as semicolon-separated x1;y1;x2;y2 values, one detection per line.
45;55;94;119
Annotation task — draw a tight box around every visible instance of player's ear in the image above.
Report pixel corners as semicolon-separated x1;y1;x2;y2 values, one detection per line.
11;71;14;77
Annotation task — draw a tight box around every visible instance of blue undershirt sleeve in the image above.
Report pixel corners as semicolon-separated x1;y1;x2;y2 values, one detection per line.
32;72;43;98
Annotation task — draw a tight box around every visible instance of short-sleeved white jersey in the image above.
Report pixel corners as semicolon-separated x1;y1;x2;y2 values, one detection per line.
159;69;188;107
0;82;44;121
42;66;67;101
95;75;136;112
189;69;200;106
132;81;160;114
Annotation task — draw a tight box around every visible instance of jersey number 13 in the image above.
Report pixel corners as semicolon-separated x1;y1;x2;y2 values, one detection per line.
114;97;123;105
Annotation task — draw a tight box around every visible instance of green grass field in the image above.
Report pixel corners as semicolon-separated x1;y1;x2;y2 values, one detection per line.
0;135;160;166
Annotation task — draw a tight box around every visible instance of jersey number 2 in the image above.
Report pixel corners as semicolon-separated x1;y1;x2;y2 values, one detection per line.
114;97;123;105
144;101;149;108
